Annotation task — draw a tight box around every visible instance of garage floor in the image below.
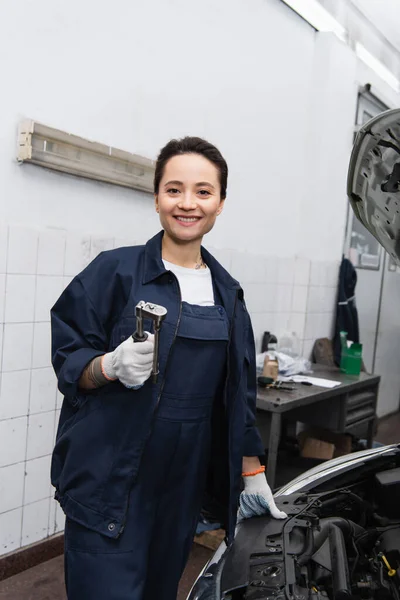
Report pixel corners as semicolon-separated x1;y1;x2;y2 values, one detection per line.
0;413;398;600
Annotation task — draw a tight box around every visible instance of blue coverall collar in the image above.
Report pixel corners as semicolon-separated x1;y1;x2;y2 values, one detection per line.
142;230;241;291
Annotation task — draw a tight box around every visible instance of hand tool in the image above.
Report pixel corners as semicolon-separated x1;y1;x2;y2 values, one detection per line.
257;377;295;391
132;301;168;383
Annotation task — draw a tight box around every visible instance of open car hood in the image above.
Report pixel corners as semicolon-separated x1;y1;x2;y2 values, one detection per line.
348;108;400;264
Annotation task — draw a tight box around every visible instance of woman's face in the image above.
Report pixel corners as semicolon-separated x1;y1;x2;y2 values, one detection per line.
155;153;225;244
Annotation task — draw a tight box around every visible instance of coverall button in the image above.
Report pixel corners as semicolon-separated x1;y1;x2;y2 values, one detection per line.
120;335;126;341
168;278;173;284
108;523;116;532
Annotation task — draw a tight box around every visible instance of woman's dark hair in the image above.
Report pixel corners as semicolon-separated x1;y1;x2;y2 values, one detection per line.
154;136;228;199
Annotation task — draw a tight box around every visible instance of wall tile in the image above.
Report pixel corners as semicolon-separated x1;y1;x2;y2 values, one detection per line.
249;313;271;353
308;286;337;314
274;313;291;337
34;276;64;322
55;503;65;534
230;251;265;284
63;276;73;290
289;312;306;340
0;370;31;420
241;283;256;313
0;462;25;513
229;251;247;282
0;508;22;554
294;257;311;286
310;261;326;287
0;417;27;468
48;498;57;536
253;313;277;344
278;258;295;285
7;226;38;275
56;390;63;410
207;247;232;272
302;339;315;361
90;236;114;261
324;286;337;315
32;322;52;369
21;498;50;547
307;286;325;314
263;284;277;313
292;285;308;313
326;261;340;288
26;411;55;461
64;233;91;277
313;313;327;339
305;312;334;341
0;274;5;322
265;258;279;284
310;260;339;288
304;313;316;340
0;224;8;274
317;312;335;339
243;283;271;313
37;230;66;276
2;323;34;372
0;326;3;373
29;368;57;414
4;275;36;323
24;455;52;505
276;285;293;313
54;409;61;444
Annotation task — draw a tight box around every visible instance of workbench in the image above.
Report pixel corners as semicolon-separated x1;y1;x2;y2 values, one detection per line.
255;366;380;489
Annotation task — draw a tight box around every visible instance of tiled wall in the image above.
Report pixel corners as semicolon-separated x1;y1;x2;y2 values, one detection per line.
0;223;339;556
209;247;339;357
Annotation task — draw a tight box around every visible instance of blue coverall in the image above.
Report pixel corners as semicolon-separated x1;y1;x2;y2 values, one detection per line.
50;231;264;599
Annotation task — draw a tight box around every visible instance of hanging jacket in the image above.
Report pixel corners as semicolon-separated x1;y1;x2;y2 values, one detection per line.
333;257;360;366
50;230;264;545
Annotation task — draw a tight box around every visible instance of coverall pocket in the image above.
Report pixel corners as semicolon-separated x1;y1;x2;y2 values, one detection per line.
65;518;132;553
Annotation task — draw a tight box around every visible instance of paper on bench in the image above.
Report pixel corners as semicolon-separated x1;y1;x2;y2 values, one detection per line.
285;375;342;389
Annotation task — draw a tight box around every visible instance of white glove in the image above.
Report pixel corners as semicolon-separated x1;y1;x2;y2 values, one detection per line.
102;333;154;389
238;472;287;522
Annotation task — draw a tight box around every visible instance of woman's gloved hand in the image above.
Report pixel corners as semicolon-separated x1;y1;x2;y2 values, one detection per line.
238;472;287;522
101;333;155;389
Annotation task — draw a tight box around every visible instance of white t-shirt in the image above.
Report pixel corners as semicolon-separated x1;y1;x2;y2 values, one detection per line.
162;260;214;306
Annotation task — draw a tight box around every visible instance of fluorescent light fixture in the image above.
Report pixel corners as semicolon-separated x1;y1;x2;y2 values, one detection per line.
355;42;400;93
280;0;347;42
17;120;155;193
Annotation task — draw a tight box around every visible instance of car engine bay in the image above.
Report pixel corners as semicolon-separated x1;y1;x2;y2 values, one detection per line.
215;454;400;600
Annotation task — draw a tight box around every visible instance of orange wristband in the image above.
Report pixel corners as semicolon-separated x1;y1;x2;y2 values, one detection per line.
242;466;265;477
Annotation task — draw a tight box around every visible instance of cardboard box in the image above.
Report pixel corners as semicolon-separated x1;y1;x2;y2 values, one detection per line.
194;529;225;551
298;428;352;460
301;437;335;460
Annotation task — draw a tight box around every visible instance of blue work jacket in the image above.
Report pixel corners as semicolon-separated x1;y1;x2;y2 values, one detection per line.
51;231;264;544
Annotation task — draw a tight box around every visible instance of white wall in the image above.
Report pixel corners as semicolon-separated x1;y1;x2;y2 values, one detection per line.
0;0;344;260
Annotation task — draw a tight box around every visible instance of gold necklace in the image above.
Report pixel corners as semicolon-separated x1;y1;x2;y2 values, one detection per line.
195;256;206;270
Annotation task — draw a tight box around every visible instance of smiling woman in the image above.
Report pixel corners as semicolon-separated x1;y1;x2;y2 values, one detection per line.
154;137;227;267
50;136;285;600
